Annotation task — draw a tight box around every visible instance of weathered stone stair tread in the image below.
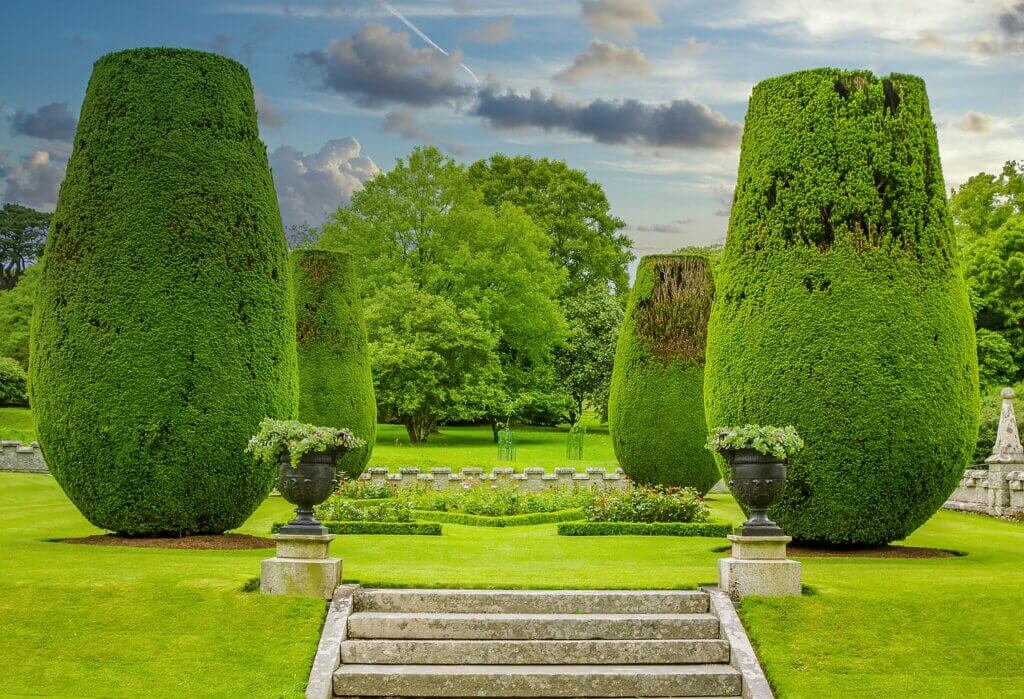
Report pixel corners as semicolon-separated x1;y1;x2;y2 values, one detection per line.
355;588;709;614
346;612;721;640
332;663;742;697
340;638;731;665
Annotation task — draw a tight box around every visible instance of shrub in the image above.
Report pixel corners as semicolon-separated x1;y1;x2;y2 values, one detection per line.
408;482;596;516
0;357;28;406
30;48;297;536
272;520;441;535
705;68;980;544
336;479;399;500
315;495;412;522
246;418;363;467
291;249;377;479
584;486;711;523
557;521;731;537
413;508;584;527
608;255;720;493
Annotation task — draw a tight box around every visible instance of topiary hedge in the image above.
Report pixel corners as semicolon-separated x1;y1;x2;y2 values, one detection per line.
30;48;297;536
290;249;376;479
608;254;720;493
705;68;979;545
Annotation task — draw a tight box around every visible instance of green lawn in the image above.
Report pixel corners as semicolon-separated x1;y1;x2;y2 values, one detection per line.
0;407;617;471
3;472;1023;697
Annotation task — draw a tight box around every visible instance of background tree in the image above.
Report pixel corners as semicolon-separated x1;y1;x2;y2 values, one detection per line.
951;161;1024;385
319;147;565;441
554;288;624;423
0;263;40;368
0;203;50;290
468;154;632;298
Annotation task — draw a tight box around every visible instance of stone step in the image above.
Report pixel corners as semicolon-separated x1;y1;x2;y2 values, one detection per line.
340;639;731;665
333;663;742;697
354;588;709;615
346;613;721;641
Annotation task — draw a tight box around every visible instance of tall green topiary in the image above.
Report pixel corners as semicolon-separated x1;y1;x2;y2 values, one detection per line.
705;68;979;544
608;254;720;493
291;249;376;479
30;48;297;536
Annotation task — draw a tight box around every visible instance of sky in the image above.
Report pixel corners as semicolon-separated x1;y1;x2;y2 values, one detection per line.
1;0;1023;265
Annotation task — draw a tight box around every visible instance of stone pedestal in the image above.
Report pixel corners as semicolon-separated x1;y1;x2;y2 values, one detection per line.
261;533;340;599
718;534;801;600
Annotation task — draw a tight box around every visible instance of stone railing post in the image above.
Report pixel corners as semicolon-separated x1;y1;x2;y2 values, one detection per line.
986;387;1024;516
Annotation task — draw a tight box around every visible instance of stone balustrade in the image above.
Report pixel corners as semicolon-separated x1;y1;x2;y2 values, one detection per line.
0;441;48;474
359;466;628;491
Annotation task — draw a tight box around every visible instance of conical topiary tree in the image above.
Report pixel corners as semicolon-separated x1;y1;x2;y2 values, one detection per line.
30;48;297;536
291;248;376;479
705;68;979;544
608;254;720;493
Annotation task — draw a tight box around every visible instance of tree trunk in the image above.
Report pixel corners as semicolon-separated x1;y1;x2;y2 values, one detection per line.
491;419;501;444
403;411;434;443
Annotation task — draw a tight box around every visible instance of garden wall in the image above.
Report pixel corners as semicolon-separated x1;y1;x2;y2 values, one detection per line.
359;467;628;491
0;441;47;474
944;467;1024;518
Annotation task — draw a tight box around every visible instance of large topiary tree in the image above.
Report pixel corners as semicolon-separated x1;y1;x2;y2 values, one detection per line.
291;248;376;479
608;254;720;494
705;68;979;545
30;48;297;536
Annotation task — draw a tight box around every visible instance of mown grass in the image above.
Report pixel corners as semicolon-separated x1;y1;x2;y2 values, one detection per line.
3;472;1024;697
0;407;616;471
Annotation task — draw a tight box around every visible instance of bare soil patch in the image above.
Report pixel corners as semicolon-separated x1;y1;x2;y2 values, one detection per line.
55;533;274;550
787;544;961;559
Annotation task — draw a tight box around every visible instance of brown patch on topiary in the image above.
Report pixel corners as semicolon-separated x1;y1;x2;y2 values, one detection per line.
634;256;713;365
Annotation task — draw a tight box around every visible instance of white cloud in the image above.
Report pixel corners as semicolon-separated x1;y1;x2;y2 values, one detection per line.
954;110;995;134
269;138;379;229
1;150;67;211
553;39;650;84
580;0;661;39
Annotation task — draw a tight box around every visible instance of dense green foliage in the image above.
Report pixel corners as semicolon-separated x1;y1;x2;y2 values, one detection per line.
553;288;624;422
0;357;28;406
414;508;584;527
316;495;412;522
290;249;376;477
407;482;595;515
584;486;710;523
608;254;719;493
0;263;39;368
30;48;297;535
319;147;565;441
557;521;731;537
0;204;49;290
272;519;441;535
468;154;632;297
705;68;979;544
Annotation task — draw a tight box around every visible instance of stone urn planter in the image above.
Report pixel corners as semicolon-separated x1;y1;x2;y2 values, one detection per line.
277;450;339;535
721;447;787;536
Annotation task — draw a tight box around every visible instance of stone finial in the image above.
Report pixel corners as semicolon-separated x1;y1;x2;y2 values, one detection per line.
987;387;1023;463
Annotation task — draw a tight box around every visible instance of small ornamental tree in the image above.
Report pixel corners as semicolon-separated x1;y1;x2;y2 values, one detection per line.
290;249;376;479
705;68;980;545
30;48;297;535
608;254;720;493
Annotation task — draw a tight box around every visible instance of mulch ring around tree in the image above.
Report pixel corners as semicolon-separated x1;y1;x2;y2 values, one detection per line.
53;534;274;550
787;544;962;559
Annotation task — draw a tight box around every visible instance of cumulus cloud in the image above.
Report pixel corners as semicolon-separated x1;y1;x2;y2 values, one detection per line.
552;39;650;84
473;87;740;150
8;102;77;142
580;0;661;39
955;111;995;134
269;138;379;228
1;150;67;211
254;89;287;128
633;219;695;234
294;24;474;107
463;17;514;44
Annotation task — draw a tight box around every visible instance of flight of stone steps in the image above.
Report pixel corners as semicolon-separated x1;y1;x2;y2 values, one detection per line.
332;588;750;698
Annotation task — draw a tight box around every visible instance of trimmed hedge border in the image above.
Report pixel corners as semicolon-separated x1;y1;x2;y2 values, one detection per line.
271;521;442;535
413;508;585;527
557;521;732;537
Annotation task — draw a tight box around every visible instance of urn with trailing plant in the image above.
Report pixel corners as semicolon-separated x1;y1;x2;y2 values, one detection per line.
247;418;365;535
708;425;804;536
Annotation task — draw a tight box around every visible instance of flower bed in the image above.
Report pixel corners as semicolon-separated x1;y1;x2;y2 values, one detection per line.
413;508;585;527
271;521;441;535
584;486;711;523
407;483;596;516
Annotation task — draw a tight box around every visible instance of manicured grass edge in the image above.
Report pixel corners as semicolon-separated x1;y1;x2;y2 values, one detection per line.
413;508;585;527
557;520;732;537
271;521;442;535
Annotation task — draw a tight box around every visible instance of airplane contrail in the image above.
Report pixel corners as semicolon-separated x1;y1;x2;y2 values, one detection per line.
378;0;480;84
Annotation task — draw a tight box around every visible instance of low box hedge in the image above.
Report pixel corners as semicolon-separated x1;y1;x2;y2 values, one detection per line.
557;521;732;537
271;521;442;535
413;508;585;527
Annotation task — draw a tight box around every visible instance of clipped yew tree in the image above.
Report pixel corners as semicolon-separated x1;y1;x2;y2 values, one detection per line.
30;48;297;535
291;248;376;479
705;69;979;544
608;254;720;493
